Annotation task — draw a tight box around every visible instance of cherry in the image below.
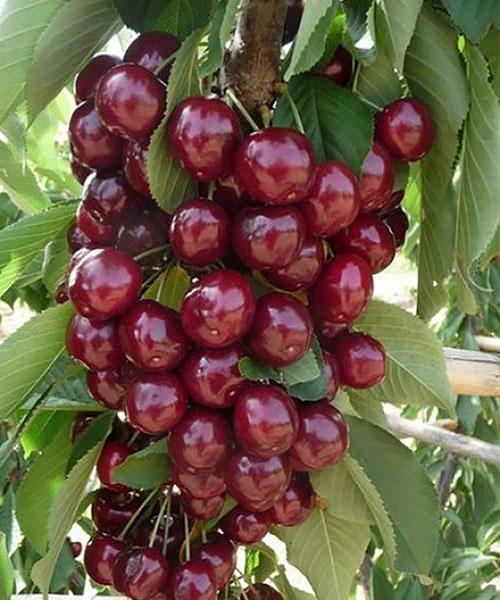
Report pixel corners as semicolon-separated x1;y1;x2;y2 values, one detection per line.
69;100;124;170
70;156;92;185
359;142;394;212
75;55;121;103
70;412;98;442
182;493;225;521
192;533;236;590
213;173;253;216
67;224;93;253
234;128;315;204
96;64;166;141
232;206;306;270
376;98;435;161
87;367;128;409
323;350;341;400
135;516;184;557
170;199;230;267
76;202;116;246
123;140;151;197
330;212;396;273
119;300;189;371
55;283;69;304
383;206;409;248
180;269;256;349
221;506;271;545
82;172;142;225
248;293;313;367
333;332;386;388
97;442;131;491
308;253;373;324
242;583;284;600
267;474;314;526
112;546;169;600
70;540;82;558
233;384;298;457
224;451;291;512
180;344;246;409
124;31;181;81
66;314;123;370
289;402;348;471
283;0;304;44
124;373;188;435
168;407;233;471
317;45;354;86
378;189;404;215
301;161;360;237
84;535;125;585
116;210;168;260
173;465;226;499
91;489;142;536
170;560;216;600
68;248;142;321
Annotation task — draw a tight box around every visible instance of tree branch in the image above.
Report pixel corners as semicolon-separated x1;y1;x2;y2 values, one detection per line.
444;347;500;397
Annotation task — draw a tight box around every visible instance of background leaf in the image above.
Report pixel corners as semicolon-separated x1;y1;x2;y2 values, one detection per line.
441;0;498;43
342;0;376;65
356;46;402;108
114;439;170;489
480;27;500;99
238;357;280;382
42;238;70;295
67;411;115;472
199;0;240;78
280;349;320;387
0;533;14;600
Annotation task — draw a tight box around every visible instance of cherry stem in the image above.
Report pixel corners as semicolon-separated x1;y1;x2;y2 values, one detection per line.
162;490;173;556
154;51;178;76
201;529;208;544
134;244;169;262
183;513;191;561
233;576;250;600
207;181;215;200
127;430;140;447
226;88;260;131
149;493;169;548
283;88;305;134
118;487;159;541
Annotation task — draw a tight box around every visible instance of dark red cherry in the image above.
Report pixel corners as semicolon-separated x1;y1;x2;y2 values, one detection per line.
242;583;284;600
68;248;142;321
376;99;435;161
96;64;166;141
180;269;256;349
84;535;125;585
75;55;121;103
67;224;93;253
87;367;128;409
171;560;216;600
82;172;142;225
224;451;291;512
70;412;98;442
55;283;69;304
248;293;313;367
170;199;230;266
333;332;386;389
168;96;240;181
267;474;314;526
300;161;360;236
234;128;315;204
66;314;123;370
116;209;168;260
182;493;225;521
314;317;348;345
119;300;189;371
317;45;354;86
112;546;169;600
283;0;304;44
308;253;373;324
97;442;131;491
70;541;82;558
378;189;404;215
91;489;142;536
124;31;181;81
213;173;253;216
192;533;236;590
221;507;271;545
323;350;341;400
383;206;409;248
233;384;298;457
69;100;124;170
124;373;188;435
289;402;348;471
123;140;151;197
70;156;92;185
172;465;226;499
135;516;184;557
232;205;306;270
264;236;324;291
76;202;116;246
359;142;394;212
180;344;246;409
330;212;396;273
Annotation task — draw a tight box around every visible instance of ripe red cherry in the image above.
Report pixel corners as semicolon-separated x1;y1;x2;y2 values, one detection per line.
317;45;354;86
224;451;291;512
124;31;181;81
182;493;225;521
112;546;169;600
235;128;315;204
330;212;396;273
213;173;253;216
180;269;256;349
96;64;166;141
308;253;373;324
70;157;92;185
168;408;233;471
378;190;404;215
70;541;82;558
221;507;271;545
173;466;226;499
171;560;216;600
289;402;348;471
301;161;360;236
168;96;240;181
75;55;121;103
55;283;69;304
383;206;409;248
68;248;142;321
267;474;314;526
76;202;116;246
116;209;169;259
359;142;395;212
192;533;236;590
87;367;128;409
248;293;313;367
180;344;246;409
84;535;125;585
232;206;306;270
82;172;142;225
97;442;131;491
233;384;298;457
67;224;93;253
119;300;189;371
376;98;435;161
69;101;124;170
243;583;284;600
170;199;230;266
323;350;341;400
70;412;98;442
91;489;141;536
124;373;188;435
123;140;151;197
333;332;386;388
66;314;123;370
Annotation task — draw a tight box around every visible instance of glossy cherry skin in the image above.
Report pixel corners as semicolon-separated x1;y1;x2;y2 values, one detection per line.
112;546;169;600
221;506;271;544
317;45;354;86
330;212;396;273
91;489;142;536
124;373;188;435
168;96;240;181
123;140;151;197
376;99;435;161
182;493;225;521
301;161;361;236
383;206;409;248
243;583;284;600
267;474;314;526
333;332;386;389
172;465;226;499
82;172;142;225
235;128;315;204
68;248;142;321
84;535;125;585
232;205;306;270
213;173;253;216
170;199;230;267
124;31;181;81
289;402;349;471
119;300;189;371
171;560;216;600
70;157;92;185
224;451;291;512
323;350;341;400
116;209;169;260
180;344;246;409
248;293;313;367
67;224;93;253
308;253;373;324
76;202;116;246
70;541;82;558
233;384;298;457
359;142;395;212
168;407;233;471
75;54;121;102
70;412;98;442
87;367;128;409
180;269;256;349
66;314;123;370
192;533;236;590
97;442;131;492
69;101;124;170
96;64;166;141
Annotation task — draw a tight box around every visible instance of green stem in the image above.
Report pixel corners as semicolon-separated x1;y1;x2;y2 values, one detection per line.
119;487;159;540
183;513;191;561
162;489;173;556
149;493;169;548
284;88;305;134
225;88;260;131
134;244;169;262
154;51;178;77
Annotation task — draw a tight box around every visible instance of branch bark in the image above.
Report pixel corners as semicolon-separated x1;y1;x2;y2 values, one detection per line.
444;347;500;397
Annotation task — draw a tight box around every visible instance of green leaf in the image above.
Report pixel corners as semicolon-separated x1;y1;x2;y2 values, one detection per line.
286;337;328;401
238;357;279;382
42;238;70;294
281;349;320;387
441;0;498;43
274;74;374;173
352;300;455;414
199;0;240;78
356;46;402;108
144;265;191;312
480;27;500;99
67;411;115;472
0;533;14;600
114;439;170;489
342;0;376;65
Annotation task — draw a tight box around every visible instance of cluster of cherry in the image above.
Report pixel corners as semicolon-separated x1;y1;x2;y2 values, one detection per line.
61;28;434;600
